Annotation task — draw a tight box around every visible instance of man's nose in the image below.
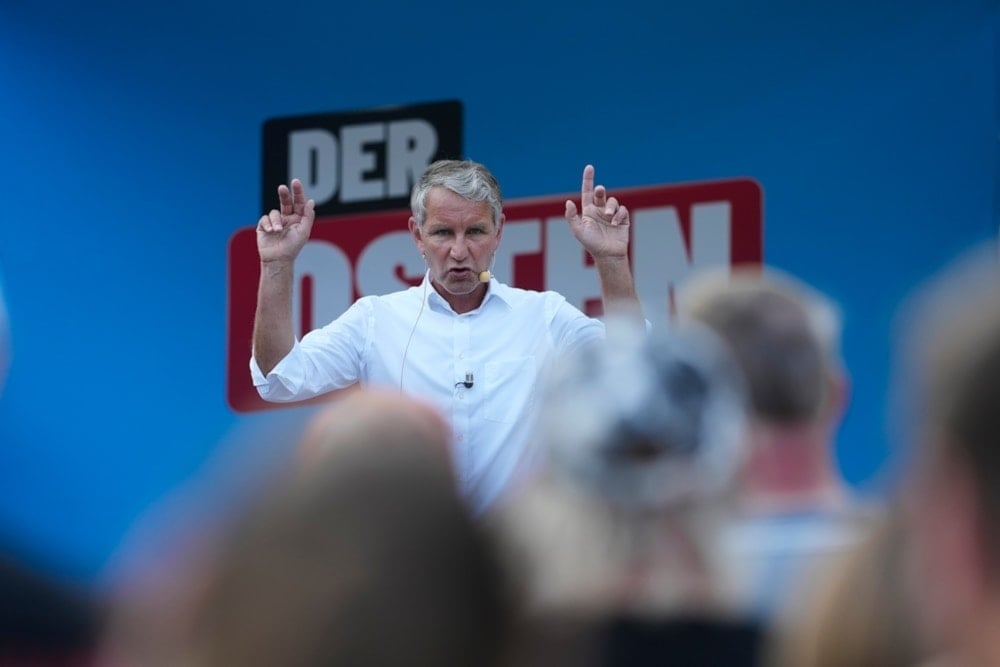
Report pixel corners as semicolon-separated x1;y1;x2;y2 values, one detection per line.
450;236;468;259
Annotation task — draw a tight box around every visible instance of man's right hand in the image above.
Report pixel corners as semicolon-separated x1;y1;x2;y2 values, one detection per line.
257;178;315;264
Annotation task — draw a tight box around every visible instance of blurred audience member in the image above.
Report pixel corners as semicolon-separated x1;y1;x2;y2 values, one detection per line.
295;386;452;470
771;506;922;667
0;551;106;665
676;267;876;620
0;272;107;665
492;319;763;666
104;389;510;667
897;247;1000;665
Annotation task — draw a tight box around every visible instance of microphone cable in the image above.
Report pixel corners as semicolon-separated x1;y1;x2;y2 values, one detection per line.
399;269;430;394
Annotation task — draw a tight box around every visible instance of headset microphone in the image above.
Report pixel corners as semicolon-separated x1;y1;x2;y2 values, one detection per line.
479;254;496;283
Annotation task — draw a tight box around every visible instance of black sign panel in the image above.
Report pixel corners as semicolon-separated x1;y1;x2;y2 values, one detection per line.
262;100;463;216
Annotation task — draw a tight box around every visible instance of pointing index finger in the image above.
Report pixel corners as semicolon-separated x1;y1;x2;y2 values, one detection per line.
580;164;595;208
291;178;307;214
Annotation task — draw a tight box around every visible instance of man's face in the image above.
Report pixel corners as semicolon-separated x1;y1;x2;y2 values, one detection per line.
409;187;503;311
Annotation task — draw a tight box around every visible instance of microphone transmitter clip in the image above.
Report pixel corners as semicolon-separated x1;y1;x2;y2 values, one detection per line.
456;371;474;389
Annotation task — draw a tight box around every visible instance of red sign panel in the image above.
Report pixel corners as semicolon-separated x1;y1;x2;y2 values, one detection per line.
227;178;763;412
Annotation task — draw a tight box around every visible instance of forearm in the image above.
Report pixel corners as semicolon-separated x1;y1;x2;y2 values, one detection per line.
594;255;643;319
252;260;296;375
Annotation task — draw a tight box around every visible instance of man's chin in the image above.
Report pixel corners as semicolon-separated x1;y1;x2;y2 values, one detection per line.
435;275;479;295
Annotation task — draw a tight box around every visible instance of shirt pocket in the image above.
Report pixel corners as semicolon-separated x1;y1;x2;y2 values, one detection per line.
483;356;536;423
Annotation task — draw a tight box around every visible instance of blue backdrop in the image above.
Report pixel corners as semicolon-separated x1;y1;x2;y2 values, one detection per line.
0;0;996;583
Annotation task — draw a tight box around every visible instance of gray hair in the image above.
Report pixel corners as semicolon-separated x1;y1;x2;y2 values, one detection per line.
410;160;503;227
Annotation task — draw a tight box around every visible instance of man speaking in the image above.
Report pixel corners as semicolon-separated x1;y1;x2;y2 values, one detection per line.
251;160;641;509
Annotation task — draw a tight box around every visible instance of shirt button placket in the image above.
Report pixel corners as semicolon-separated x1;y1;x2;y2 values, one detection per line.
455;316;473;481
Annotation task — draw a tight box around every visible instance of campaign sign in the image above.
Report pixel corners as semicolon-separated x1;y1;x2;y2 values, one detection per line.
261;100;463;217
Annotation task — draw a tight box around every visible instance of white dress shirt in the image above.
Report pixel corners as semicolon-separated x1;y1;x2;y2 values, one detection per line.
250;275;605;510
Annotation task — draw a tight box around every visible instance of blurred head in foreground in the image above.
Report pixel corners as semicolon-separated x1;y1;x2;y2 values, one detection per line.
107;389;509;667
676;266;848;511
296;386;453;469
673;266;870;626
493;318;748;617
0;270;107;663
898;246;1000;664
772;508;921;667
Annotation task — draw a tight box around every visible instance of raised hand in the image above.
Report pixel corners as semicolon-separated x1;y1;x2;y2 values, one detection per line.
564;165;630;259
257;179;316;264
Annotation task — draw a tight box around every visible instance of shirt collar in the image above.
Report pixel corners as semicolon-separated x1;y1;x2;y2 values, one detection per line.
422;272;514;313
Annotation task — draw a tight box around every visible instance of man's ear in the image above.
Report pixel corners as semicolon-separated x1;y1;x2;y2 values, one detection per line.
823;367;850;428
495;214;505;242
409;217;424;254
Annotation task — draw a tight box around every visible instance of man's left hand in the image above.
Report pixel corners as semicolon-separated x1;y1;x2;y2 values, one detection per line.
564;164;630;259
